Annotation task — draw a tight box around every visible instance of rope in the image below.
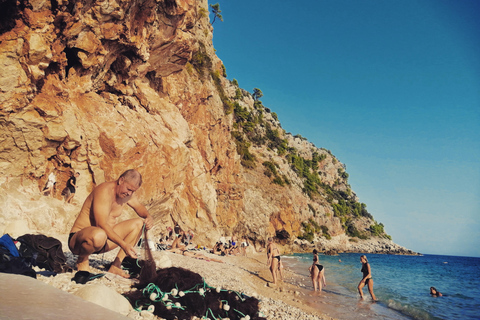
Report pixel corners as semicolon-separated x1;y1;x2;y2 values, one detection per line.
134;278;255;317
234;308;246;317
136;223;147;268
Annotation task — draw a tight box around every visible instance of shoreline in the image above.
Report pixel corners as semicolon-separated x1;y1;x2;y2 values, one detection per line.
34;239;335;320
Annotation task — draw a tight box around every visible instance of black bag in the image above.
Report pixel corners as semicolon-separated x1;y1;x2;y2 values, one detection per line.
0;234;36;278
16;234;67;273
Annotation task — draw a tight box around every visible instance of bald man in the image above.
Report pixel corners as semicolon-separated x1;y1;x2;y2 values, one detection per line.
68;169;153;278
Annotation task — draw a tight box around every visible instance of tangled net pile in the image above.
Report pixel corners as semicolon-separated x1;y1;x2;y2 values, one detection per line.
124;228;265;320
124;267;266;320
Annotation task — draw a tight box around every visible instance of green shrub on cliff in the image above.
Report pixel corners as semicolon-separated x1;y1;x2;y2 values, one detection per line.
210;70;233;114
233;103;250;122
265;124;288;155
234;88;243;100
191;43;212;77
262;161;288;186
370;221;392;239
345;220;369;240
272;112;278;122
231;131;256;168
297;221;315;242
297;219;331;241
263;161;277;176
320;225;331;240
286;152;322;198
221;64;227;77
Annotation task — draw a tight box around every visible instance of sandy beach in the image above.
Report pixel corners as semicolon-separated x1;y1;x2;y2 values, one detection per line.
31;238;335;320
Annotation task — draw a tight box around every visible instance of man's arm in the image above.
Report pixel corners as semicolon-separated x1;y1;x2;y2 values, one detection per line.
127;194;154;230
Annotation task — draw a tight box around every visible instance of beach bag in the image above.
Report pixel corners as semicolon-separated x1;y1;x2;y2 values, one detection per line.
0;234;20;257
16;234;67;273
0;234;36;278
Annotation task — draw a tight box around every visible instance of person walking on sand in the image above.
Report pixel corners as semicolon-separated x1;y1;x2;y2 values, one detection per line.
65;172;80;204
267;237;282;285
358;255;377;301
68;169;154;278
309;249;326;292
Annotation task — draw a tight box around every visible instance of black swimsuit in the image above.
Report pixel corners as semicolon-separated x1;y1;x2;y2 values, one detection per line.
361;263;372;283
67;177;76;193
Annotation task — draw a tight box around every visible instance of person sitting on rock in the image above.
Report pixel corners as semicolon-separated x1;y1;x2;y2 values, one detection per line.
168;230;186;251
68;169;153;278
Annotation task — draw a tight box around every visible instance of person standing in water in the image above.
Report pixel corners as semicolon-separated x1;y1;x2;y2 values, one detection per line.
358;255;377;301
309;249;326;292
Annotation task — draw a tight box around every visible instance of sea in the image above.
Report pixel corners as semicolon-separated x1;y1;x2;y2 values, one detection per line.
281;253;480;320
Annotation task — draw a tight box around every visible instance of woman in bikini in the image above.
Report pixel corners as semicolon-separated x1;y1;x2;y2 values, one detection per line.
267;237;282;285
358;255;377;300
308;249;326;292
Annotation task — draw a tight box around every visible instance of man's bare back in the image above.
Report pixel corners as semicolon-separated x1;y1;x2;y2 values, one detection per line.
68;169;153;278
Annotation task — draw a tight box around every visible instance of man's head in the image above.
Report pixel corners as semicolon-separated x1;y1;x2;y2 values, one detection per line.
117;169;143;198
119;169;143;187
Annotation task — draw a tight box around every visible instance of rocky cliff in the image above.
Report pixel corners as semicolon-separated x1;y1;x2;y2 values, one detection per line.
0;0;415;254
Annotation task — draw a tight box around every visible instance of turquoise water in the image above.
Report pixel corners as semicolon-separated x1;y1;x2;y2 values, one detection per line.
282;253;480;320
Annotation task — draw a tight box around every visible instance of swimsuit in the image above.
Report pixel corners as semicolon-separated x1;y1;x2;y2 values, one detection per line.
68;232;75;245
361;263;372;283
274;255;281;261
316;264;324;272
68;232;107;254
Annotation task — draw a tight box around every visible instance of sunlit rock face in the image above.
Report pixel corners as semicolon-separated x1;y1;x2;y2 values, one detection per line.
0;0;404;253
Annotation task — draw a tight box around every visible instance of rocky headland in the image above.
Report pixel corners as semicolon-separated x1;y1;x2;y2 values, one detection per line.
0;0;418;257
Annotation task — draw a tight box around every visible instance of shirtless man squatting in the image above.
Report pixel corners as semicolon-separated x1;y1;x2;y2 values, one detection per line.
68;169;154;278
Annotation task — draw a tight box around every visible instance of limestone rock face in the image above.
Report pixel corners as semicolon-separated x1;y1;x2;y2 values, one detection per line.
0;0;408;253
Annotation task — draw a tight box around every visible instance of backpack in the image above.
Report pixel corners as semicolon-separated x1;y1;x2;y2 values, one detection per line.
0;234;36;278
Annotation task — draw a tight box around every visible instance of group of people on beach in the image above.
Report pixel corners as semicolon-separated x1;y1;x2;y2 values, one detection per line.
65;168;431;303
267;237;377;301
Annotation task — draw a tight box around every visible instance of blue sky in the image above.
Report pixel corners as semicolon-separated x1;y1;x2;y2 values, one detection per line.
208;1;480;257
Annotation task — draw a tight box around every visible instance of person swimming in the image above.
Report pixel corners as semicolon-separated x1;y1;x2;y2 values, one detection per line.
430;287;443;297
